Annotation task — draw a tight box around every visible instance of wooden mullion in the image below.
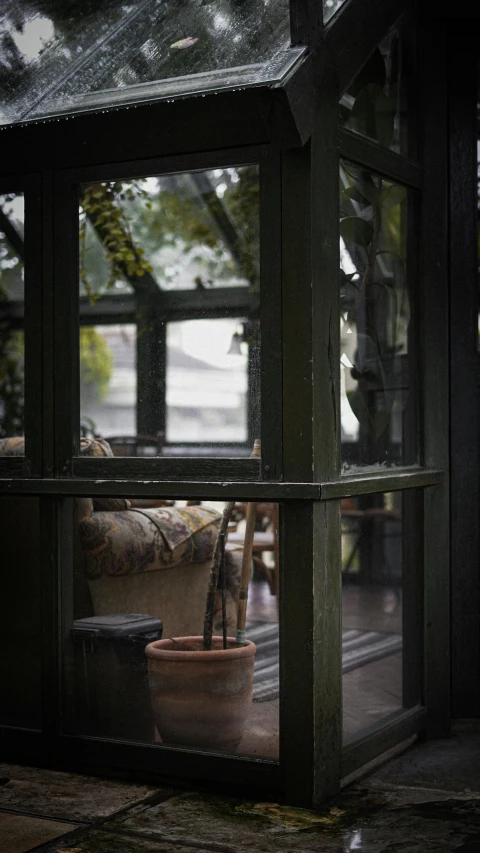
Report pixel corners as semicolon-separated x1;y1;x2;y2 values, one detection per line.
281;146;313;482
0;472;443;500
260;151;283;480
135;295;166;437
24;174;43;477
448;22;480;719
41;172;55;478
402;489;423;709
337;128;422;188
322;468;443;498
40;497;62;738
418;19;450;738
310;54;342;802
312;55;340;482
280;500;315;806
313;499;342;803
56;146;267;190
326;0;404;97
53;173;80;476
73;457;261;481
0;458;25;477
289;0;323;47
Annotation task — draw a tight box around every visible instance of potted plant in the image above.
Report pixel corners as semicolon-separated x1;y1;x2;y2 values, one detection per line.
145;483;259;752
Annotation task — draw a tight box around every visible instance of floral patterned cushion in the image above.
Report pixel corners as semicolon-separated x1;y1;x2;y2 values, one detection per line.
79;438;113;457
0;436;113;457
0;437;25;455
79;505;220;580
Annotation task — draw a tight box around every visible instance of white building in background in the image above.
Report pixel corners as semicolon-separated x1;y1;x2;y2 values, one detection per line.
80;321;248;445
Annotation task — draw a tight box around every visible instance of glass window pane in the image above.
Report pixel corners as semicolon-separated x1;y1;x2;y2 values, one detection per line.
0;192;24;453
166;319;250;446
79;166;260;458
324;0;347;24
64;494;279;760
339;161;416;473
342;490;421;742
339;27;408;156
0;1;294;125
0;496;42;729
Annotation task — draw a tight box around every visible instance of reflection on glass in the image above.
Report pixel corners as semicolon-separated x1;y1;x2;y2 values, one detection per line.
0;497;41;728
339;28;407;156
64;493;279;760
0;192;25;453
339;161;415;473
342;491;418;741
323;0;347;24
0;0;292;125
78;166;260;457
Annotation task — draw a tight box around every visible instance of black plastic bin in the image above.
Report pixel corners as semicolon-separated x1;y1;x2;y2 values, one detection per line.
71;613;163;742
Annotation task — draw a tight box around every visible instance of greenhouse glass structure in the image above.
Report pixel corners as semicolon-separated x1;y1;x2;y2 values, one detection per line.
0;0;478;808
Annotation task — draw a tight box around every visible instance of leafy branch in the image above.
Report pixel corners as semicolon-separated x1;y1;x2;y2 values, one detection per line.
79;181;155;304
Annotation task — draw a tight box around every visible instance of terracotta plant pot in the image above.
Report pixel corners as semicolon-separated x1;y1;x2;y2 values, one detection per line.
145;636;256;751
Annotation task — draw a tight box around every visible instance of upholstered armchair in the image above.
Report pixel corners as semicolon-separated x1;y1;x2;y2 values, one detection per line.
0;437;240;637
76;497;240;636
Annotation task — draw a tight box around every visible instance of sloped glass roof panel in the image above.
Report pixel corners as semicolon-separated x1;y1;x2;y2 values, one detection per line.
0;0;298;125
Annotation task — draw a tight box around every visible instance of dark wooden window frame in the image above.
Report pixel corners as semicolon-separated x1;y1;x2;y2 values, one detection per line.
53;145;281;482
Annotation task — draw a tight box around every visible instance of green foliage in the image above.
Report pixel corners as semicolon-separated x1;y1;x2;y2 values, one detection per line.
79;167;259;300
79;182;154;303
79;327;112;401
0;330;24;438
340;162;408;439
225;165;260;289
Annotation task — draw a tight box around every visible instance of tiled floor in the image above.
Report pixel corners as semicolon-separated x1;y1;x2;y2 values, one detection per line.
2;724;480;852
0;812;77;853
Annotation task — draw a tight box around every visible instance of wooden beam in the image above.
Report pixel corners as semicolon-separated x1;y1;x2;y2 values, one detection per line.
325;0;404;96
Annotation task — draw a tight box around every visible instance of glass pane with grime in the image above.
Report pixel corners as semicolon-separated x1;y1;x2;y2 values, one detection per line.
0;0;295;125
78;165;260;458
63;494;280;761
339;27;409;157
339;161;417;474
0;192;25;455
342;489;421;742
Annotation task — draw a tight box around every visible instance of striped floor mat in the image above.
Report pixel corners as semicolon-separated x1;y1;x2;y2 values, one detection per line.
247;622;403;702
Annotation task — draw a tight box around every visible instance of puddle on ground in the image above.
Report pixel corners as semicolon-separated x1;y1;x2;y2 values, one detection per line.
236;794;480;851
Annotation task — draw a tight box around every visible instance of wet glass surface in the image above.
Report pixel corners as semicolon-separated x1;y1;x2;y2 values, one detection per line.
0;192;25;453
78;166;260;458
324;0;347;24
342;490;421;742
339;27;408;156
0;496;42;729
64;495;279;760
0;0;292;124
339;161;416;474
